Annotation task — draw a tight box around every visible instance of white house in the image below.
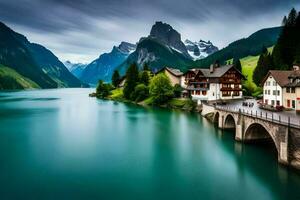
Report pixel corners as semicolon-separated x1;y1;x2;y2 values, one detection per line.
261;70;292;107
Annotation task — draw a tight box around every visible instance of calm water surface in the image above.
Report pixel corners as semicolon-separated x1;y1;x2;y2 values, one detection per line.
0;88;300;200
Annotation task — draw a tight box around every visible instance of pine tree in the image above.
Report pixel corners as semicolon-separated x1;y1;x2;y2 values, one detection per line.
282;16;287;26
140;71;149;86
296;12;300;27
233;58;242;72
143;63;150;71
272;8;300;69
287;8;297;27
253;52;273;86
123;63;139;99
112;70;120;87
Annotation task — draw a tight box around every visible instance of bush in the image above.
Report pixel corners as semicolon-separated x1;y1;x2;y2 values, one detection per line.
173;84;183;98
96;80;112;98
149;74;174;105
131;84;149;102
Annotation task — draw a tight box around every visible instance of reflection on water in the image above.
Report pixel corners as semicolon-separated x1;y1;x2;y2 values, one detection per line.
0;88;300;200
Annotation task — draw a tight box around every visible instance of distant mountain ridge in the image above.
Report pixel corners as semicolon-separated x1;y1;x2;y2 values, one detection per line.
79;42;136;84
64;61;87;79
0;21;85;89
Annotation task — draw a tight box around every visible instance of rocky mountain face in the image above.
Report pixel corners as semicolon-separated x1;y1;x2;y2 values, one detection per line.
149;21;190;58
0;21;85;89
184;39;219;60
116;22;201;75
80;21;218;83
80;42;136;85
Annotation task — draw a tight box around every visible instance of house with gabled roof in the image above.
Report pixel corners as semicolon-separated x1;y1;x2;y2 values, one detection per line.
261;70;292;107
156;67;185;87
183;64;244;104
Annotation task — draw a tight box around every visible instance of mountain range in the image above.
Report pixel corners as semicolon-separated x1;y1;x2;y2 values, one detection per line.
79;21;218;84
0;22;85;89
79;42;136;85
0;20;283;89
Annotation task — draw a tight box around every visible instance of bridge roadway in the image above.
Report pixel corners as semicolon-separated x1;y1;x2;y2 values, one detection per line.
202;103;300;170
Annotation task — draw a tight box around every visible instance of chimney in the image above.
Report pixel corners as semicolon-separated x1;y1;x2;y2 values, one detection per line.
210;64;214;73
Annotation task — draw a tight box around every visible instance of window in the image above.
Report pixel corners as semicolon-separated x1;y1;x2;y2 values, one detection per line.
287;99;290;107
273;81;277;86
265;90;267;94
273;90;276;95
202;91;207;96
292;100;296;109
268;90;270;95
286;87;291;93
233;91;240;96
191;90;194;95
277;90;280;96
291;88;296;93
271;100;275;106
276;101;280;106
222;91;231;96
265;99;268;104
196;90;200;95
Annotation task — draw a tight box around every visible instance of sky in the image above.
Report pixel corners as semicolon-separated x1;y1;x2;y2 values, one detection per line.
0;0;299;63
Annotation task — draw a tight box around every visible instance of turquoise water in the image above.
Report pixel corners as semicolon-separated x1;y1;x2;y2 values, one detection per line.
0;88;300;200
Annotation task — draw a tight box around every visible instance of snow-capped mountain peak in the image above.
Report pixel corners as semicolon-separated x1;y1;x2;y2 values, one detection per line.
184;39;218;60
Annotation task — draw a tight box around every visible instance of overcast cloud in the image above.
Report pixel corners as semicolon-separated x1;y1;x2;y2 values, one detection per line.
0;0;299;63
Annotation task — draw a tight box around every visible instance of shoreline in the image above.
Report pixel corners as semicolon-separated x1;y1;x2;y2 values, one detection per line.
89;92;199;112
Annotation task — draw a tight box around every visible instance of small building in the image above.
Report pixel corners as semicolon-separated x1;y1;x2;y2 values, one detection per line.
156;67;184;86
282;65;300;112
261;70;292;107
183;64;244;104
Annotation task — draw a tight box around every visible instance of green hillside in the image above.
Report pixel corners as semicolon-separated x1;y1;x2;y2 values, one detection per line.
195;27;281;67
228;46;273;96
0;65;40;89
0;22;58;88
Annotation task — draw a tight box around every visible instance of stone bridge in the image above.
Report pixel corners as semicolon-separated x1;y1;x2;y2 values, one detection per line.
202;104;300;169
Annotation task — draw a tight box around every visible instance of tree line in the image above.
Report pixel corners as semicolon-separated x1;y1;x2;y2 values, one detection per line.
253;8;300;86
96;63;183;105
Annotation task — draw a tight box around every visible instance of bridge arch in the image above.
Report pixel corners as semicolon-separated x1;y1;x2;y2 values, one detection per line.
224;114;236;129
244;122;279;153
213;112;220;126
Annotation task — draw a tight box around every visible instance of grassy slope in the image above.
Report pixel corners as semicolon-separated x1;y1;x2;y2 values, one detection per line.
0;65;40;89
240;46;274;90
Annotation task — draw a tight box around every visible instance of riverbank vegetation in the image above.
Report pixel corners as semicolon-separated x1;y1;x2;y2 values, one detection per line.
92;63;196;111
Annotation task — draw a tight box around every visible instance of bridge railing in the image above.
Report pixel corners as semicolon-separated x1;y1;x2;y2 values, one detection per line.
215;105;300;129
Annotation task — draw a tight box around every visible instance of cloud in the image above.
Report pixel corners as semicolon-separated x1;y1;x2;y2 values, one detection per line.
0;0;299;63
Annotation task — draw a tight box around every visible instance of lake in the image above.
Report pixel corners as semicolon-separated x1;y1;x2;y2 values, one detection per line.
0;88;300;200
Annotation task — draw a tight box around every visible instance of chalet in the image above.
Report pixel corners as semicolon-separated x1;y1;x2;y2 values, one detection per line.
183;64;244;104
